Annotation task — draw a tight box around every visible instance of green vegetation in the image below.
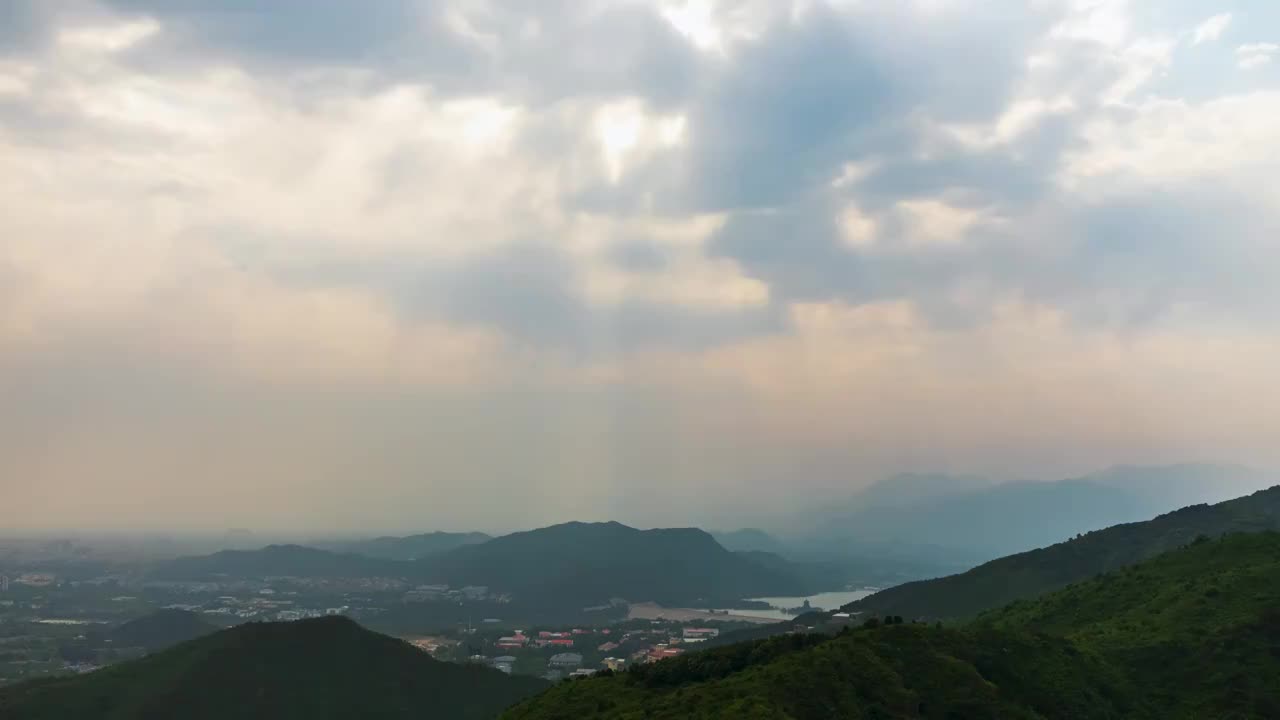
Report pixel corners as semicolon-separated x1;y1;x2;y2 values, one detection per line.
0;617;547;720
503;532;1280;719
504;625;1133;719
980;532;1280;718
847;485;1280;619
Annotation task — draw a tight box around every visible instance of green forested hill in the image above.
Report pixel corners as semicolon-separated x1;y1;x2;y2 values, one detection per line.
504;626;1134;720
980;532;1280;717
845;485;1280;619
0;617;547;720
503;532;1280;720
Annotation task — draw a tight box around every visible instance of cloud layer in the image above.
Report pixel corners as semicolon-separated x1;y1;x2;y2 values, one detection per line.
3;0;1279;532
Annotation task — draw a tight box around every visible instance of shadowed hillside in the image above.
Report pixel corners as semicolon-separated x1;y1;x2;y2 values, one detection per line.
0;616;547;720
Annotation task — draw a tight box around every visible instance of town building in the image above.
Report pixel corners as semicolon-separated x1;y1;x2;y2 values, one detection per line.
682;627;720;642
548;652;583;670
646;645;685;662
496;631;528;650
492;656;517;675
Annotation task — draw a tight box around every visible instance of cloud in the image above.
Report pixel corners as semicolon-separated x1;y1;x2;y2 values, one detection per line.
1191;13;1231;46
1237;42;1279;69
2;0;1279;532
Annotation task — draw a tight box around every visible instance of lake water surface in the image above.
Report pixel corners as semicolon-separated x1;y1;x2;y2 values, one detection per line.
719;589;877;621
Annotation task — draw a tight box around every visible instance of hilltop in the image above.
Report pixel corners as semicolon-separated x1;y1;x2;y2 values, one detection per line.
0;616;547;720
317;531;492;561
415;521;808;606
505;532;1280;719
152;544;409;580
846;484;1280;619
106;609;219;653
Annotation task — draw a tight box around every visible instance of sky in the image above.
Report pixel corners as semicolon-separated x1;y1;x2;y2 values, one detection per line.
2;0;1279;534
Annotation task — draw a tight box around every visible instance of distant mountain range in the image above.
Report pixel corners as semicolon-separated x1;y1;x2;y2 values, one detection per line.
807;463;1276;559
153;521;809;606
710;528;789;554
0;617;546;720
849;472;998;509
316;531;492;561
149;464;1274;608
845;483;1280;619
506;531;1280;719
152;543;408;581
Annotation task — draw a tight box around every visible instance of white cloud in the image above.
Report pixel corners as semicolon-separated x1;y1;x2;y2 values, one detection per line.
4;1;1280;531
894;199;992;247
838;204;878;248
56;18;161;54
1190;13;1231;46
1237;42;1279;70
1062;92;1280;187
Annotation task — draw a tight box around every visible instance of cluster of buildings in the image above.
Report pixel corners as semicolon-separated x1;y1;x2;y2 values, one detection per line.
11;573;54;588
681;627;720;643
494;628;595;650
162;593;349;621
462;621;750;683
407;636;459;654
402;584;499;603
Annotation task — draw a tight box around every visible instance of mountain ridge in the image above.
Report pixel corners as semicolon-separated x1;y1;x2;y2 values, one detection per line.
844;484;1280;619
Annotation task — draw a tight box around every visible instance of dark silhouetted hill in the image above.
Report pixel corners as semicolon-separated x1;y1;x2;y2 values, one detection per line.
0;616;547;720
319;531;492;561
417;521;808;605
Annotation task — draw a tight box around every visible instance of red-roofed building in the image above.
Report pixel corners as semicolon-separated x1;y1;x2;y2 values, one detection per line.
647;647;685;661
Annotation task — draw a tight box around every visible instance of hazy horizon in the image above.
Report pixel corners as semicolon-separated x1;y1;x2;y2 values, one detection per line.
4;1;1280;533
